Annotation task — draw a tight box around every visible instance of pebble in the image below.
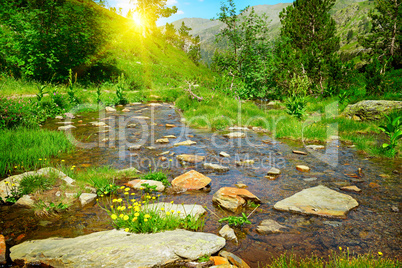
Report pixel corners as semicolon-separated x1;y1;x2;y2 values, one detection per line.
391;206;399;213
219;151;230;158
303;177;317;182
267;167;281;175
296;165;310;172
340;185;361;192
292;150;307;155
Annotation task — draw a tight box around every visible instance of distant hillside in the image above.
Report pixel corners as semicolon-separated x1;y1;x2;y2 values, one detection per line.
171;0;372;64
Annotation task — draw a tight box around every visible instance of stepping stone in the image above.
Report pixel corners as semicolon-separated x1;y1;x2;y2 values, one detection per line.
174;140;197;146
267;167;281;175
306;145;325;150
55;115;63;120
292;150;307;155
146;146;156;150
176;154;205;163
212;187;260;212
10;230;225;267
296;165;310;172
56;121;73;125
166;124;176;127
224;132;246;138
127;179;165;192
132;116;150;120
58;125;76;131
235;183;247;189
340;185;361;192
122;108;130;112
164;135;177;139
128;145;142;150
256;219;286;234
159;156;167;161
303;177;317;182
219;225;237;243
105;106;116;112
127;123;137;128
219;151;230;157
147;103;163;107
156;138;169;143
158;151;170;156
273;185;359;218
90;121;107;127
171;170;211;191
235;160;254;166
228;126;249;131
79;193;97;206
203;163;229;172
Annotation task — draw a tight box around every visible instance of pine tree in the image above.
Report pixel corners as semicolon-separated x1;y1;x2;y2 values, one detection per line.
279;0;340;92
361;0;401;68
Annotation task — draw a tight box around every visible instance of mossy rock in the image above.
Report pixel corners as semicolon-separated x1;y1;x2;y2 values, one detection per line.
342;100;402;121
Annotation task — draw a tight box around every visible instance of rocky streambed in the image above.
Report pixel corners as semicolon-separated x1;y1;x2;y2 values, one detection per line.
0;102;401;267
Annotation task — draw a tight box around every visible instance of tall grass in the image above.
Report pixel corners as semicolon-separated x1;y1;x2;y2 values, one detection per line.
0;128;73;178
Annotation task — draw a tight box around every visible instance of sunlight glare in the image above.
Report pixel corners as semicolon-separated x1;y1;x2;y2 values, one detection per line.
131;11;142;27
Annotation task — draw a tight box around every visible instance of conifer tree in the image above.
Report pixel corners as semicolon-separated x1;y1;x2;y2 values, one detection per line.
279;0;340;92
361;0;401;68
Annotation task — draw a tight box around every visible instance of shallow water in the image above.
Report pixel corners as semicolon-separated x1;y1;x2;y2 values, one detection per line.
1;103;401;267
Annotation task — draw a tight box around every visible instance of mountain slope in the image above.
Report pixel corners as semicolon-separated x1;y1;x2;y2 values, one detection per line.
171;0;372;64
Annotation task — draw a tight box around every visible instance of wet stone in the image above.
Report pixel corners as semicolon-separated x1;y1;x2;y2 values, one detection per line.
203;163;230;172
127;123;137;128
166;123;176;127
105;106;116;112
14;195;35;208
224;132;246;138
176;154;205;163
164;135;176;139
219;225;238;243
323;221;343;227
274;185;359;218
212;187;261;212
156;138;169;143
235;160;255;166
79;193;97;206
122;108;130;112
174;140;197;146
306;145;325;150
89;121;107;127
0;235;5;265
58;125;76;131
296;165;310;172
267;167;281;175
292;150;307;155
340;185;361;192
127;179;165;192
391;206;399;213
256;219;286;234
303;177;317;182
144;202;206;219
219;151;230;158
219;251;250;268
55;115;63;120
128;145;142;150
171;170;211;191
235;183;248;189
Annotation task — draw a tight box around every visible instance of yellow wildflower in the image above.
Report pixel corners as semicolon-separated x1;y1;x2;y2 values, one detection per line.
128;206;132;209
119;214;124;218
177;211;181;214
152;197;156;200
125;228;129;232
134;206;140;212
61;160;65;162
5;181;9;184
170;201;174;204
117;198;123;202
171;210;175;213
134;212;140;217
111;214;117;220
124;192;129;195
112;199;118;203
161;207;165;211
166;212;170;216
132;217;137;222
110;205;114;209
39;158;42;160
123;215;129;221
120;186;125;189
125;188;130;191
144;214;150;218
378;252;383;256
339;247;342;251
131;193;135;196
121;206;126;211
144;219;148;222
14;166;17;168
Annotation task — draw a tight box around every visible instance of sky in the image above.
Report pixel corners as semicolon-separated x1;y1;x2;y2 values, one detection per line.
107;0;293;26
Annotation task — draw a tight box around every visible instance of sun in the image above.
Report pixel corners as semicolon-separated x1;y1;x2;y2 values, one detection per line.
131;11;142;27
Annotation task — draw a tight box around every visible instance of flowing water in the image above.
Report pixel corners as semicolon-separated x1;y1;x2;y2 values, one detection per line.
1;103;401;267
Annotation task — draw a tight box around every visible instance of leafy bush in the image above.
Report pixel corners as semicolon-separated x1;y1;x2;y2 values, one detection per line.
141;171;170;186
0;97;36;129
19;174;55;195
219;213;251;227
379;114;402;157
285;95;307;120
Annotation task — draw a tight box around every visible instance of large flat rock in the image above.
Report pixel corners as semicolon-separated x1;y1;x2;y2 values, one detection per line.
342;100;402;121
10;229;225;267
172;170;211;191
274;185;359;218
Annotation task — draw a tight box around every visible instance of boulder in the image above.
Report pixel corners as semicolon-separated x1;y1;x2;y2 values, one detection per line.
174;140;197;146
212;187;261;212
219;225;237;243
256;219;286;234
203;163;230;172
55;115;63;120
89;121;107;127
342;100;402;121
127;179;165;192
171;170;211;191
57;125;75;131
143;202;206;219
176;154;205;163
10;229;225;267
0;168;74;200
273;185;359;218
14;195;35;208
224;132;246;138
79;193;97;206
122;108;130;112
105;106;116;112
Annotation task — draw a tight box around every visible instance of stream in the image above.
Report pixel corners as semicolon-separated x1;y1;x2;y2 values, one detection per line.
1;102;401;267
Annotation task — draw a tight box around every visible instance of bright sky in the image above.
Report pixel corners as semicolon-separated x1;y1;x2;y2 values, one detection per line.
107;0;293;26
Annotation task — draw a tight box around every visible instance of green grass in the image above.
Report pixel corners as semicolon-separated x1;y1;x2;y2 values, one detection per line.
19;173;55;195
0;127;74;178
141;171;170;187
266;250;400;268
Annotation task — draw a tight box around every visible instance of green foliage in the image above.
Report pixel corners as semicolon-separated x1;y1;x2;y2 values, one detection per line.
214;1;273;99
279;0;340;93
91;177;120;196
0;97;36;129
360;0;402;68
0;127;73;177
19;174;55;196
135;0;178;30
35;200;70;214
67;69;79;105
0;0;110;81
1;181;21;204
218;213;251;227
140;183;158;194
379;114;402;156
36;85;47;102
197;255;211;263
141;171;170;186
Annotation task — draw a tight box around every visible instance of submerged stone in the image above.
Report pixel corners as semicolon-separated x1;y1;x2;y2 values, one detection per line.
174;140;197;146
10;229;225;267
219;225;237;243
203;163;230;172
273;185;359;218
144;202;206;219
256;219;286;234
224;132;246;138
176;154;205;163
212;187;260;212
